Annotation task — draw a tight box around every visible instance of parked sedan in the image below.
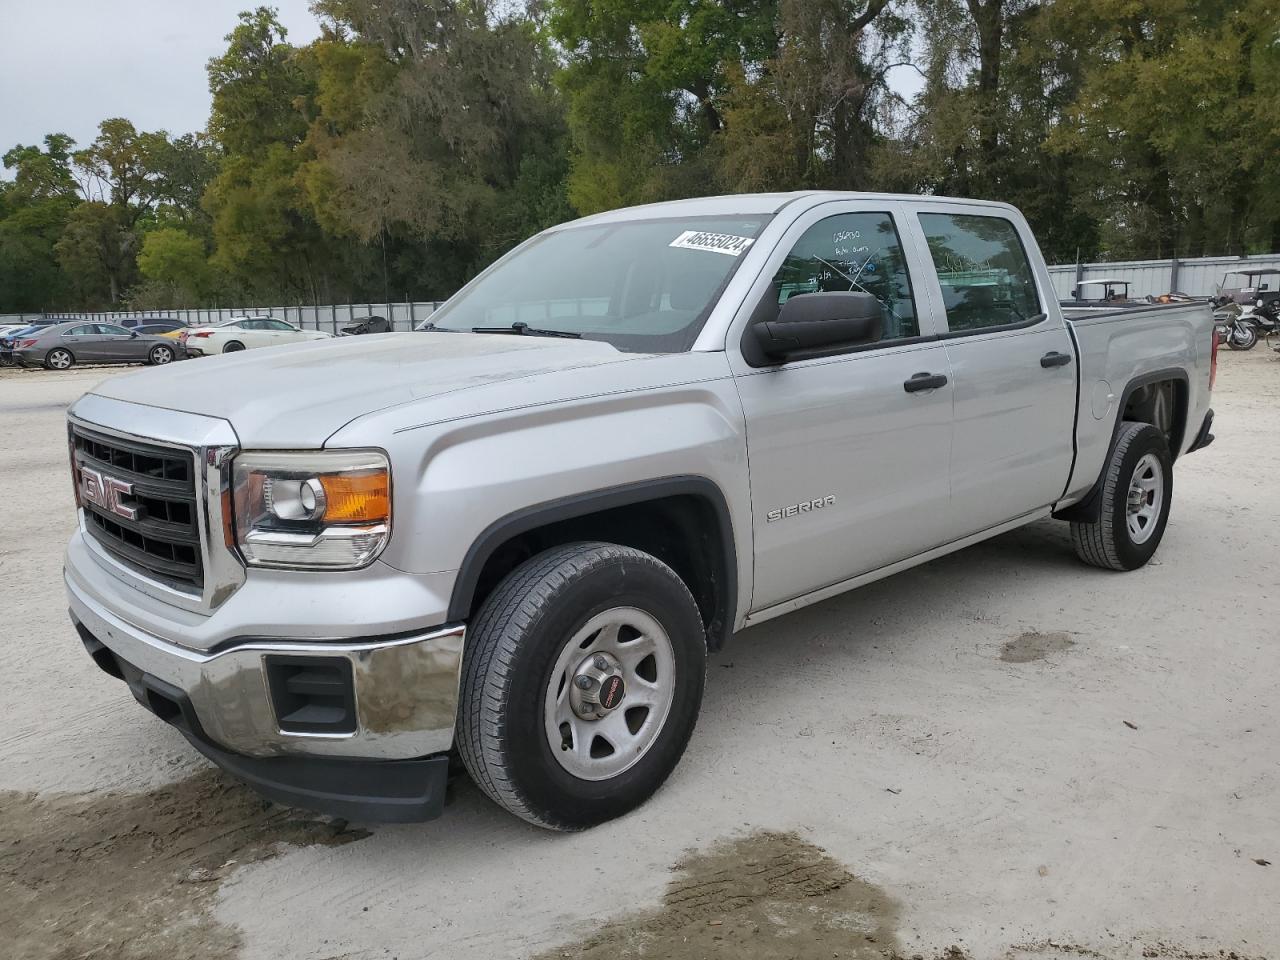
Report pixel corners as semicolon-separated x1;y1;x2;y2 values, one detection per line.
1;323;57;366
132;321;186;337
11;321;179;370
180;315;331;356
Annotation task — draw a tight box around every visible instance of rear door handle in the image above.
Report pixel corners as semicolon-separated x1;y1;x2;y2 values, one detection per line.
1040;351;1072;368
903;372;949;393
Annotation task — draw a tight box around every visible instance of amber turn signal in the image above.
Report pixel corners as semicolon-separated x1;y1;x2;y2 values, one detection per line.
318;471;390;523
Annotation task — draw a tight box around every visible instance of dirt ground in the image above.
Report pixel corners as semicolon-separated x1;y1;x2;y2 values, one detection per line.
1;350;1278;960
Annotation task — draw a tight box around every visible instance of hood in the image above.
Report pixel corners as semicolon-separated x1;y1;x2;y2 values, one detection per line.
88;332;636;447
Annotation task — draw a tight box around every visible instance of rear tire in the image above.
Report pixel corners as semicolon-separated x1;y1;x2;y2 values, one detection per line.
222;340;245;353
457;542;706;831
1071;422;1173;571
45;348;74;371
148;344;174;365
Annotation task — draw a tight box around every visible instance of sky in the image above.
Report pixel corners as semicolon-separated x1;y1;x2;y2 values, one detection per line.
0;0;323;157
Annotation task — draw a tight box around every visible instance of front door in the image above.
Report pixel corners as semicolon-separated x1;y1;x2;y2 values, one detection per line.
911;208;1077;538
729;203;955;612
93;323;140;361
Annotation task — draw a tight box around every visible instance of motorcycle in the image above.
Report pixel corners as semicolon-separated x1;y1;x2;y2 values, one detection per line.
1214;301;1261;351
1257;298;1280;353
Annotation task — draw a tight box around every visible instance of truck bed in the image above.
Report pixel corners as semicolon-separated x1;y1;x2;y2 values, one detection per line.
1059;300;1214;506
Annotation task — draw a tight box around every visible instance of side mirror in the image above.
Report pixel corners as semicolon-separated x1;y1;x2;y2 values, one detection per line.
130;330;139;338
752;292;883;363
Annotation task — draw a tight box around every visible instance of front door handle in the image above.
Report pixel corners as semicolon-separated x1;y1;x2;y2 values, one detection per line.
1040;351;1072;368
903;372;949;393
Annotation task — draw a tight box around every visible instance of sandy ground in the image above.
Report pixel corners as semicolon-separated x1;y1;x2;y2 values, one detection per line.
1;351;1277;960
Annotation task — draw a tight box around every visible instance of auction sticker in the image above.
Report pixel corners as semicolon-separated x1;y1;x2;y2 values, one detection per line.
669;230;755;256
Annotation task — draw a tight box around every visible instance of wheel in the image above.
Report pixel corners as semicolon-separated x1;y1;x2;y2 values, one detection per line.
1071;422;1173;571
148;344;174;365
1227;324;1258;350
457;542;706;831
44;348;75;370
222;340;245;353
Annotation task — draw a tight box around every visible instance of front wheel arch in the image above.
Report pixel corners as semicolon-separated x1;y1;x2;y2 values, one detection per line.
448;477;738;651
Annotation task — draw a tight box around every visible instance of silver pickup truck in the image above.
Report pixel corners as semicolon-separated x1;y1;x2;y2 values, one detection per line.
64;192;1216;830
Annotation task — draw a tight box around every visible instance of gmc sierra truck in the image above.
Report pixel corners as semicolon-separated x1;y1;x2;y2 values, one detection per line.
64;192;1216;830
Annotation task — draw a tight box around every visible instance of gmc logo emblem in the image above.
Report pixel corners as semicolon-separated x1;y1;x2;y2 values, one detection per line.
80;466;138;520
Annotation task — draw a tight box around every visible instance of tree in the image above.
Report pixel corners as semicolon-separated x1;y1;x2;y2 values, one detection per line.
55;202;136;306
3;134;81;201
207;7;311;155
300;0;574;296
0;135;80;309
1047;0;1280;258
136;228;212;303
716;0;908;193
72;119;169;220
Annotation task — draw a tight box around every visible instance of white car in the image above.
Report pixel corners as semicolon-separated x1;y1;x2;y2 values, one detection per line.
181;316;331;356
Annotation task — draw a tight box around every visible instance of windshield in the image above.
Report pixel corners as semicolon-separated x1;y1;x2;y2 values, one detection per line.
421;215;771;352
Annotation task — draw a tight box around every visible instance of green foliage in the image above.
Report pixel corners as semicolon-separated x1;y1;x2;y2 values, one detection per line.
208;8;311;155
54;202;136;306
136;228;212;302
3;0;1279;312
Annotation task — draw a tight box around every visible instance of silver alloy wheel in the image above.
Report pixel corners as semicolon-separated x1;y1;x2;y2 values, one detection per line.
151;346;173;364
543;607;676;781
1126;452;1164;544
48;350;72;369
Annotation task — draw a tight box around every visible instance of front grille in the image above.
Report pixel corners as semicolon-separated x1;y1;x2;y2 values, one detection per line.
72;425;204;589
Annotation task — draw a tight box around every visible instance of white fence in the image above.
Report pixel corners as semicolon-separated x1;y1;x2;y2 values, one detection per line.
1047;252;1280;300
7;251;1280;327
31;301;445;333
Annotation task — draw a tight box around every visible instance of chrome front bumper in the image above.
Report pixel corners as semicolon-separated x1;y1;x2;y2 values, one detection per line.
66;567;465;761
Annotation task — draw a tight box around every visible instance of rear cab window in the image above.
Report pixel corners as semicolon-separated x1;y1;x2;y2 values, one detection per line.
917;212;1042;334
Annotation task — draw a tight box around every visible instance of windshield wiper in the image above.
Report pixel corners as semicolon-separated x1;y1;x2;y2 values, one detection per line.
471;322;581;339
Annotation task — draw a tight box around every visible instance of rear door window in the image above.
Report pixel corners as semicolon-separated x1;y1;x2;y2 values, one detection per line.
917;213;1042;333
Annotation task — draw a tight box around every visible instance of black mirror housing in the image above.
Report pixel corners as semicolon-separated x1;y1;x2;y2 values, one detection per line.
750;291;884;364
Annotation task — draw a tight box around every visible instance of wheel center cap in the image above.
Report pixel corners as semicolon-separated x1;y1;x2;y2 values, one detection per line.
599;674;626;710
570;652;625;720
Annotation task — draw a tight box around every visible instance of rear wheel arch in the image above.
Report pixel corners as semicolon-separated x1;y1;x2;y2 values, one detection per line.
1118;372;1188;457
449;477;738;651
1054;369;1188;524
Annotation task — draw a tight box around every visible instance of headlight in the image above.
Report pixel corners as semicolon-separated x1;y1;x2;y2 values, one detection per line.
232;450;390;569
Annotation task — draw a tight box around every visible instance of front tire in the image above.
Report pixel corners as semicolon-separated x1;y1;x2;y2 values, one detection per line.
1071;422;1173;571
1227;324;1258;350
44;348;74;370
148;344;174;365
457;542;706;831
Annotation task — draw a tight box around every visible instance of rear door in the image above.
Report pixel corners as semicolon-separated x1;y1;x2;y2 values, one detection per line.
728;200;955;612
56;324;94;357
909;205;1077;539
